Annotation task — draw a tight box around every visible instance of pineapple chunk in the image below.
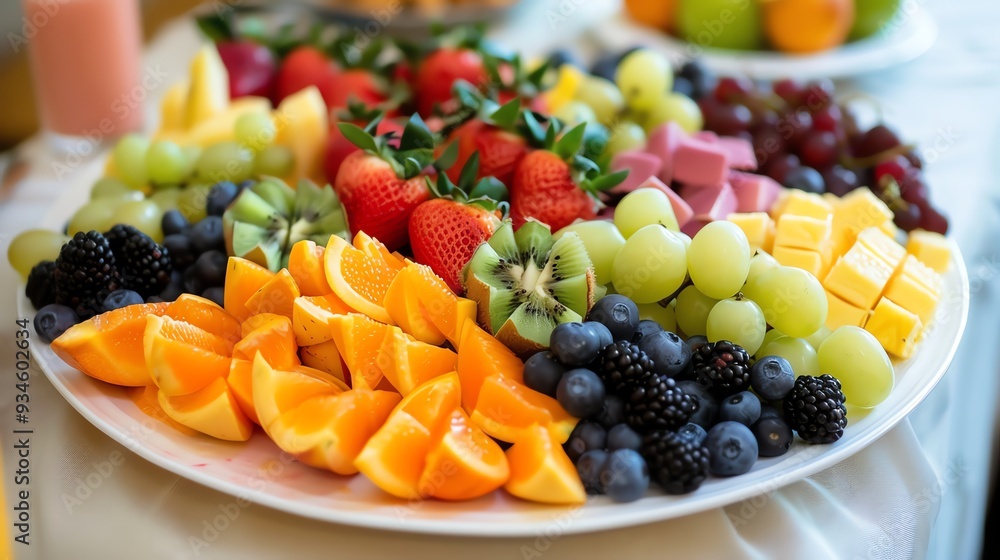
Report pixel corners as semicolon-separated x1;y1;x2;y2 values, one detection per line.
884;269;939;325
825;290;870;329
727;212;773;254
823;244;894;310
780;190;833;220
774;214;832;252
856;227;906;271
184;46;230;129
865;298;922;359
906;230;951;272
274;86;329;184
773;246;825;278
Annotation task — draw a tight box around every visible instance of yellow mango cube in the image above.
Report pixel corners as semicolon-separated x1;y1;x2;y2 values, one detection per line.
773;246;825;278
899;254;943;295
823;244;894;310
780;190;833;220
825;290;870;329
728;213;774;254
856;227;907;271
906;230;951;272
865;298;922;359
834;188;893;233
774;214;832;252
884;270;939;325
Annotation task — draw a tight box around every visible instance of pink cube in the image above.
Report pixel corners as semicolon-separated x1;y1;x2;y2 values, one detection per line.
717;137;758;170
729;171;781;213
682;219;710;237
693;130;719;144
681;182;738;222
645;122;686;184
609;151;664;195
673;138;730;187
637;176;694;227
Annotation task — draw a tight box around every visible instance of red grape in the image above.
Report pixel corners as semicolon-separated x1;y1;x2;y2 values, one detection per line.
855;125;902;157
799;130;839;168
217;41;277;99
714;76;755;103
918;203;949;234
874;154;912;183
784;166;825;194
763;153;801;184
899;174;929;204
904;152;923;170
780;111;813;148
773;79;804;105
802;79;835;110
893;203;922;231
752;125;787;167
823;166;860;197
812;105;842;133
712;104;754;136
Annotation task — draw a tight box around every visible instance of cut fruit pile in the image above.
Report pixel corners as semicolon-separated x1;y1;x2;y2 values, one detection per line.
51;232;586;505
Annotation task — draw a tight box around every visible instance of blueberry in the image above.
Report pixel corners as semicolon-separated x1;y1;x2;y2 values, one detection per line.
633;319;663;342
601;449;649;503
677;422;708;446
587;295;639;342
206;182;239;216
784;166;825;194
546;48;583;70
606;424;642;451
685;335;709;352
719;391;762;426
33;304;78;342
594;394;626;428
585;321;614;350
679;60;714;99
557;369;606;418
576;449;609;494
550;322;603;366
101;289;144;312
750;356;796;401
671;76;695;98
159;280;184;302
758;403;782;420
751;415;793;457
189;216;225;253
590;52;620;82
704;421;759;476
183;267;206;296
564;421;607;463
523;352;566;397
193;250;228;287
162;234;195;270
161;209;189;237
200;286;225;308
639;331;691;378
676;380;719;430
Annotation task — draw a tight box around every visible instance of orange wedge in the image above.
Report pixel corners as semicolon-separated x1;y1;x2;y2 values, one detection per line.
251;353;347;430
233;314;299;370
419;409;509;501
328;313;392;389
292;296;337;346
245;268;301;319
504;424;586;505
379;328;457;395
226;358;259;425
298;340;347;384
165;294;241;346
469;375;578;444
383;263;447;346
287;240;330;296
323;233;400;324
224;257;275;322
51;302;168;387
158;377;254;442
144;315;232;396
457;320;525;412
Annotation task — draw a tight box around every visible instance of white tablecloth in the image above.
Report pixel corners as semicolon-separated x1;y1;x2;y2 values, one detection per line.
2;1;999;558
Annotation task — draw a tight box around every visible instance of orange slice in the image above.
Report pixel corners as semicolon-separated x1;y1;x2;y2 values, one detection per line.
51;302;169;387
298;340;347;384
245;268;301;319
158;377;254;442
233;314;299;370
251;353;347;431
379;328;457;395
165;294;241;346
469;375;578;444
457;320;525;412
383;263;447;346
419;409;509;501
328;313;392;389
287;240;330;296
226;358;259;425
323;234;400;324
224;257;275;322
408;262;477;348
504;424;586;505
144;315;232;396
292;296;337;346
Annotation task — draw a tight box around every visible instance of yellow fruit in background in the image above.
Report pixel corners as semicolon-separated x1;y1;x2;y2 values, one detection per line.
763;0;855;54
624;0;678;32
184;46;230;129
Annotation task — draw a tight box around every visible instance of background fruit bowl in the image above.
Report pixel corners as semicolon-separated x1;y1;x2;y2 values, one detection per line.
20;180;969;534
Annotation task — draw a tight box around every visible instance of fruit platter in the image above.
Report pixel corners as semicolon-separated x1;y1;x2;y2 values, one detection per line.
10;14;968;535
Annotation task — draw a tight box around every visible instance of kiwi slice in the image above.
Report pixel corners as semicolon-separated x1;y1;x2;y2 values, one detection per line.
223;178;349;271
464;221;596;357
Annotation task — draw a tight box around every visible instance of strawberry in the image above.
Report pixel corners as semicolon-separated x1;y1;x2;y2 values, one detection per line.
196;13;277;99
509;120;628;232
274;46;339;105
440;96;528;186
415;48;488;116
409;154;507;293
325;105;405;183
323;69;389;112
333;115;451;251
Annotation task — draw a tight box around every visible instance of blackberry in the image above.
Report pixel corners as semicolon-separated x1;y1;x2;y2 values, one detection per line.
783;374;847;444
641;430;710;495
25;260;58;310
692;340;751;397
105;225;173;298
625;374;698;433
594;340;655;396
53;231;121;319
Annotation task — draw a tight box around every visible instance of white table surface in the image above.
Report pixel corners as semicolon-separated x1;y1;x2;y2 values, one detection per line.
2;1;999;559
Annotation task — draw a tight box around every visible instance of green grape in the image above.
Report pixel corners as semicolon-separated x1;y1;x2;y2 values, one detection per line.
196;142;255;184
607;121;647;156
149;187;182;212
687;221;751;299
614;188;679;238
68;201;118;237
759;337;819;377
574;76;625;125
674;285;718;337
113;200;165;242
554;220;625;286
182;145;202;178
7;229;69;280
95;190;145;205
677;232;691;251
611;225;687;304
803;325;833;351
615;49;672;111
742;251;780;301
760;328;786;351
755;266;827;337
235;112;276;152
254;145;295;178
112;134;150;188
178;183;212;223
553;101;598;127
145;140;188;186
643;93;703;134
706;295;766;355
818;326;894;408
638;301;677;333
90;177;132;200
